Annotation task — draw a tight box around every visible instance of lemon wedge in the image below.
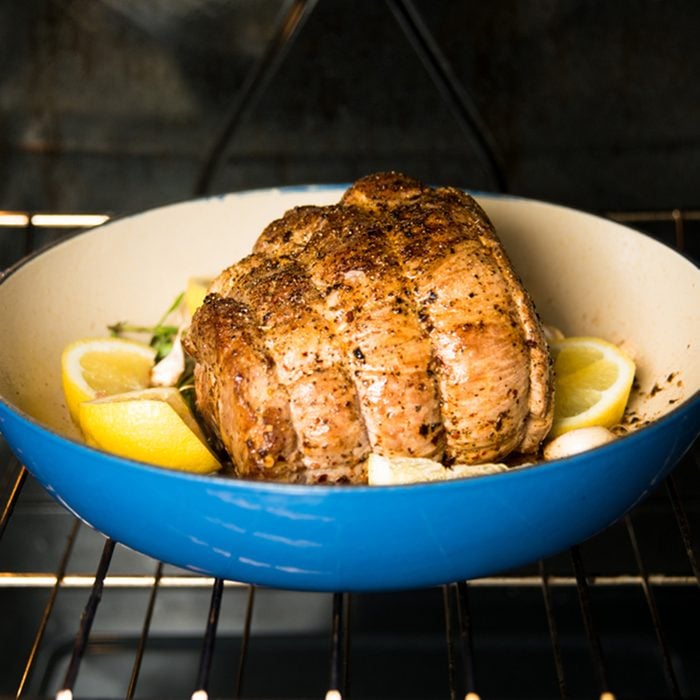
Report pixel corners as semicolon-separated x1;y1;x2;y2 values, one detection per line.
367;453;507;485
549;336;636;437
185;277;212;317
61;337;157;424
78;387;220;473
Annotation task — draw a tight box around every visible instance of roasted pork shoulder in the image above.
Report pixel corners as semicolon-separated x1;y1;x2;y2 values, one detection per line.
183;172;554;483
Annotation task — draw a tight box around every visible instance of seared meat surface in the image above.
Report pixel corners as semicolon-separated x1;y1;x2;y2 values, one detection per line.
184;173;553;483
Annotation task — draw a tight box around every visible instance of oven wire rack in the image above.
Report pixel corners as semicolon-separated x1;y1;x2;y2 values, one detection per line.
0;207;698;700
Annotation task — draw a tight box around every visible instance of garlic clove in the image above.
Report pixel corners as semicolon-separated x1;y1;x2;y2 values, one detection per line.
543;426;617;461
150;329;186;387
543;323;565;343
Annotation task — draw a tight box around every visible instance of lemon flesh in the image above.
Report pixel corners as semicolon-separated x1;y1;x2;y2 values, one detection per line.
61;337;156;424
79;387;220;474
549;336;636;437
368;453;507;485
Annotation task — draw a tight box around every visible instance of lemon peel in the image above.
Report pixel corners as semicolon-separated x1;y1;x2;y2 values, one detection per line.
185;277;212;317
61;337;156;424
78;387;220;473
549;336;636;437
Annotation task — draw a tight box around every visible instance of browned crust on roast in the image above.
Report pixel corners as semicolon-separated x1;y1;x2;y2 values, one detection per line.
184;172;554;482
341;173;554;462
209;254;370;483
186;296;303;481
292;206;445;460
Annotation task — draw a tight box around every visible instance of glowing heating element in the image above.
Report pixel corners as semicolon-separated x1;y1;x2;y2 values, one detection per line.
0;211;109;228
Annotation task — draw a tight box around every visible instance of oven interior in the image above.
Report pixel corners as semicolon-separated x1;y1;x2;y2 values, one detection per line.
1;2;699;698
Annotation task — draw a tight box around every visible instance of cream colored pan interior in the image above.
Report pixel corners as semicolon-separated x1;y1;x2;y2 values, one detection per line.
0;188;698;443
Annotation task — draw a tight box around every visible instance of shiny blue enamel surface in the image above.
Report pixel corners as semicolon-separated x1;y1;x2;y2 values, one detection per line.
1;394;697;591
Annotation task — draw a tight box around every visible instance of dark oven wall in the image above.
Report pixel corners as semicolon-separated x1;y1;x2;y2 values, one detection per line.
1;0;699;218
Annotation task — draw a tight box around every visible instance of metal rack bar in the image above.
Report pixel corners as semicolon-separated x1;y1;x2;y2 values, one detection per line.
539;560;569;700
0;460;26;541
606;209;700;222
442;581;481;700
125;560;163;699
442;584;459;700
569;545;613;699
2;571;698;590
624;515;682;698
192;577;225;700
326;592;348;700
607;208;700;254
455;581;478;700
193;0;319;196
233;585;256;699
385;0;508;193
673;209;685;251
56;538;116;698
342;593;352;700
665;472;700;586
16;520;81;698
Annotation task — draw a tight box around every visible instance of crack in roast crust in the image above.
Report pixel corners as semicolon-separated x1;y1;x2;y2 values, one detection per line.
183;172;554;483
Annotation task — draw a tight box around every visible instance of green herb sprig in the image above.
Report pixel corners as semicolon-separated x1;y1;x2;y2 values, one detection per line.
109;292;185;362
